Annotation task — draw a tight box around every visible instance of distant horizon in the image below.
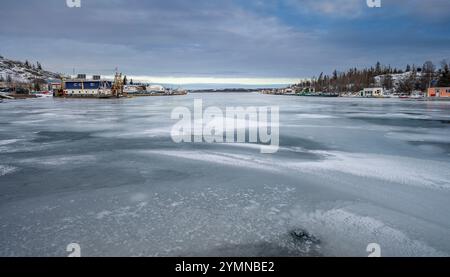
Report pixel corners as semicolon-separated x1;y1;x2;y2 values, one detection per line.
104;75;300;89
162;83;290;90
2;53;448;90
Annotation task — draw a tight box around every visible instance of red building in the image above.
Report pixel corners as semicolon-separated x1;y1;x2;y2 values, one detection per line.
428;87;450;98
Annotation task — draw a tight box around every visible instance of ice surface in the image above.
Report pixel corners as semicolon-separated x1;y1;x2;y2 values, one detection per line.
0;95;449;257
0;165;18;176
296;114;338;119
286;151;450;190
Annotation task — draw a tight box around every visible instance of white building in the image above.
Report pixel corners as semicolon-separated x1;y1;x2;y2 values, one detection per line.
123;85;143;94
146;85;166;93
362;87;384;97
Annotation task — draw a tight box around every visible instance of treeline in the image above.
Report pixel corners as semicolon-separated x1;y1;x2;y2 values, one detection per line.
24;60;43;71
122;75;135;85
295;60;450;94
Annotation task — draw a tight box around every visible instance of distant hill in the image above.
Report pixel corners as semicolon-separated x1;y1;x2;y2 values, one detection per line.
374;71;424;88
0;55;63;83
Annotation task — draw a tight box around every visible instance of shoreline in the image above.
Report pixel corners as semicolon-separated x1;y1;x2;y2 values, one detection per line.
258;93;450;101
2;90;450;101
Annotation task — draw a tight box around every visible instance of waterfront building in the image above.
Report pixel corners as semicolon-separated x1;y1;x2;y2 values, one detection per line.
63;75;113;97
123;85;145;94
362;87;384;97
427;87;450;98
146;84;166;94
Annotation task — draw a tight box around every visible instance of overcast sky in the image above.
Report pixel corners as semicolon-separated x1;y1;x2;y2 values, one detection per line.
0;0;449;85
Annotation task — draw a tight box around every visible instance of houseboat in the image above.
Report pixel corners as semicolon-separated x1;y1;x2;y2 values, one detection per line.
55;73;124;98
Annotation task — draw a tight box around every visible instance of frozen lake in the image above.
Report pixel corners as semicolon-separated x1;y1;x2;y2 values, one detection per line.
0;93;449;257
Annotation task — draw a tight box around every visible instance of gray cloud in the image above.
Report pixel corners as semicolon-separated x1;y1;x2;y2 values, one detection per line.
286;0;365;18
0;0;449;82
287;0;450;19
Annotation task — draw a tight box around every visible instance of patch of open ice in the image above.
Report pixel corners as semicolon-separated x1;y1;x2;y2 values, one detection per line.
222;143;266;150
96;210;113;220
386;131;450;143
138;150;281;173
285;151;450;190
19;155;97;166
347;112;431;120
0;165;18;177
94;127;171;139
130;193;149;203
288;207;445;257
296;114;338;119
0;139;24;146
136;148;450;190
284;151;450;189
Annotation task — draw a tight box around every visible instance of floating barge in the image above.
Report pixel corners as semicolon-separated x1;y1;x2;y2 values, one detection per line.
54;73;125;99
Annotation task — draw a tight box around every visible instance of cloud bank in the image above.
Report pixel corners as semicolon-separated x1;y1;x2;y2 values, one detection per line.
0;0;449;85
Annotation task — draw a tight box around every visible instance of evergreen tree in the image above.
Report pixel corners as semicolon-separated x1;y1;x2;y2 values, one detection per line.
130;79;134;85
305;62;439;94
123;75;128;85
34;81;40;92
406;64;411;72
437;60;450;87
332;70;338;80
37;62;42;70
375;61;381;75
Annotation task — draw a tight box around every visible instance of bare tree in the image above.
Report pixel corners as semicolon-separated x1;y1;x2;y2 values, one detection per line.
420;61;435;91
398;74;415;95
382;74;394;90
